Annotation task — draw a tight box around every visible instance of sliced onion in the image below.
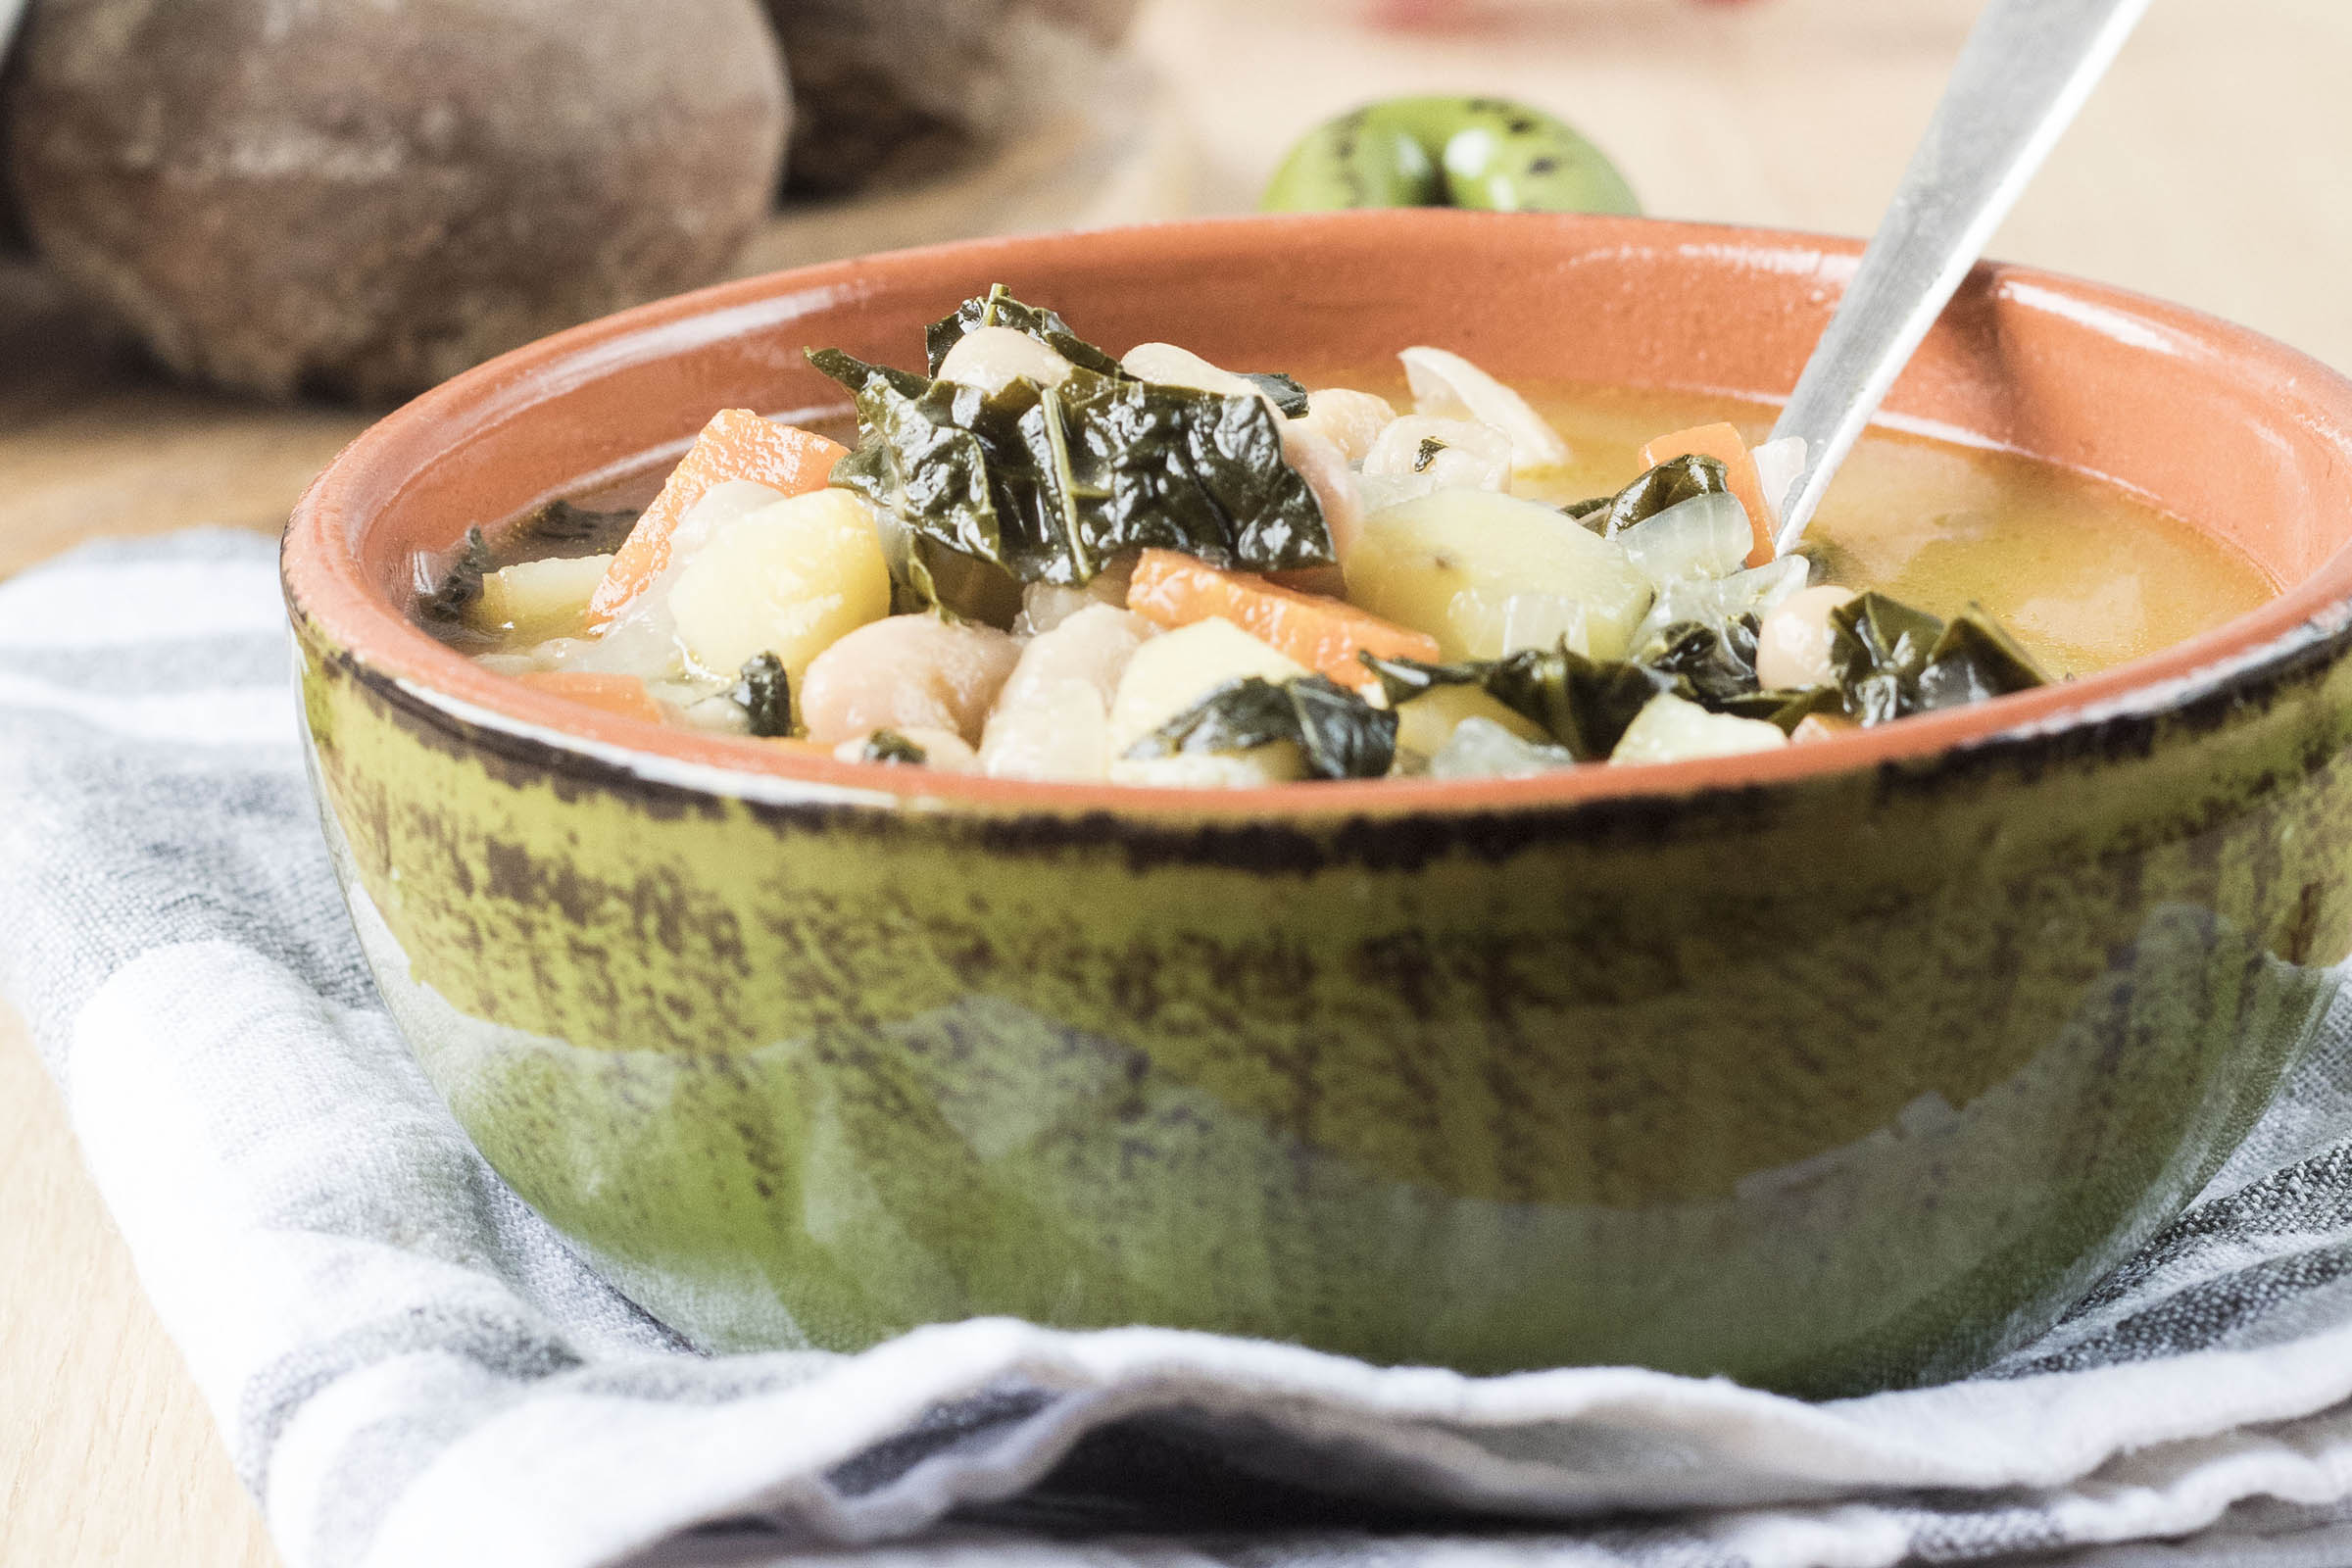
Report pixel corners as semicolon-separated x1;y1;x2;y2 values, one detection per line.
1615;492;1753;587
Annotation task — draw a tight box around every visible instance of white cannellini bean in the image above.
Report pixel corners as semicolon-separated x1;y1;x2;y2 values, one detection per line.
1755;584;1859;691
1280;423;1366;559
1294;387;1397;464
798;614;1022;746
994;604;1157;716
981;681;1118;783
1118;342;1277;409
1361;416;1513;493
1398;346;1572;474
982;604;1158;782
935;325;1074;395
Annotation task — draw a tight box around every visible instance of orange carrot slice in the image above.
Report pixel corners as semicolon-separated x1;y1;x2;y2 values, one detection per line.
1638;422;1775;567
515;671;665;724
1126;548;1441;688
587;410;848;627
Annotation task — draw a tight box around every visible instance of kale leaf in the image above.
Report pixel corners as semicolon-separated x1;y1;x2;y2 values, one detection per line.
861;730;929;765
922;285;1313;418
1242;372;1312;417
1364;587;2048;760
1365;618;1826;762
732;653;793;738
417;527;492;624
1566;454;1734;535
1362;644;1671;761
811;340;1332;594
1125;674;1398;780
1827;593;2048;725
1912;612;2049;711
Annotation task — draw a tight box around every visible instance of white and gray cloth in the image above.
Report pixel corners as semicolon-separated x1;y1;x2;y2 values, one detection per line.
15;531;2352;1568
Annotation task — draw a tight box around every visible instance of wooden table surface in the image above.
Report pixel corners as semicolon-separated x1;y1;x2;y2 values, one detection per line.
6;1;2348;1561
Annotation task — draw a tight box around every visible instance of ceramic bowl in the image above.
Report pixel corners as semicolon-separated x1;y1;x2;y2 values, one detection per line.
282;212;2352;1396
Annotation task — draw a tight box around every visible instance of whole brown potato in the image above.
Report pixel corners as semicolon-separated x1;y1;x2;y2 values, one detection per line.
766;0;1138;197
4;0;789;401
0;0;26;254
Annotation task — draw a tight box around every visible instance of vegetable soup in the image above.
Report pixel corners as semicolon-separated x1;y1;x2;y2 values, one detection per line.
417;289;2273;785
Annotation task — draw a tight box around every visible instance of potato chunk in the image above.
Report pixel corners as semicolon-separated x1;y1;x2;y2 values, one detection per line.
1105;616;1310;785
667;490;891;682
1344;489;1653;662
1393;682;1547;761
1610;693;1788;765
472;553;613;642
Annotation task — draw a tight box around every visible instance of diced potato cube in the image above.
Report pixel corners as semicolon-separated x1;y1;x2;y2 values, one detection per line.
1393;682;1547;760
1106;616;1309;757
1610;693;1788;765
472;553;614;642
1344;489;1653;662
667;490;892;683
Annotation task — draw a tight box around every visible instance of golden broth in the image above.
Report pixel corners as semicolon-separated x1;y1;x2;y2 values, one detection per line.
1481;382;2275;679
465;380;2277;685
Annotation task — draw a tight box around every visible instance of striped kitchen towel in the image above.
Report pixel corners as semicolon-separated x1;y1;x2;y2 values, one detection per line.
13;528;2352;1568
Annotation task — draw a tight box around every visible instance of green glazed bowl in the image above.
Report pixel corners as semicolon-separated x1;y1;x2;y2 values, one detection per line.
283;212;2352;1396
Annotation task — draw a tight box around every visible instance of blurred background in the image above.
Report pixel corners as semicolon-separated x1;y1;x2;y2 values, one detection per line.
3;0;2346;576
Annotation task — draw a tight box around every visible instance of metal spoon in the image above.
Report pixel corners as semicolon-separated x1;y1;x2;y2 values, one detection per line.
1767;0;2153;553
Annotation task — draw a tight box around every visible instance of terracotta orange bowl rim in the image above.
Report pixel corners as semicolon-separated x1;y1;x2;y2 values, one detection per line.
282;212;2352;818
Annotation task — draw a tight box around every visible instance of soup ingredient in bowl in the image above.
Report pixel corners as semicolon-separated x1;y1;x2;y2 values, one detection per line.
798;615;1021;747
591;410;849;626
668;490;892;681
810;298;1331;598
979;604;1157;782
1345;488;1655;662
423;286;2144;784
1126;549;1438;687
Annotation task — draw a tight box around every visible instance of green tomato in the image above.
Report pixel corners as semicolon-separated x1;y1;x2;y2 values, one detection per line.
1260;95;1639;217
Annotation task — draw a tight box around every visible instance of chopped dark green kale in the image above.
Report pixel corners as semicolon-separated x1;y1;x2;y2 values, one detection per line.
1566;454;1734;535
1364;620;1823;761
924;286;1314;419
416;527;492;623
812;295;1332;597
1125;674;1397;780
1363;644;1671;760
521;499;642;557
1913;613;2047;710
732;653;793;738
1241;371;1312;417
861;730;928;765
1365;588;2047;760
1828;593;2048;725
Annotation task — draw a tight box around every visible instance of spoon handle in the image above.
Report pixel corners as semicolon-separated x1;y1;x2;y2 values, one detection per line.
1768;0;2152;552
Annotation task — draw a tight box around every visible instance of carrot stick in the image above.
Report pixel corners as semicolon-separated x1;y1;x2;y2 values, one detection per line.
1126;548;1440;688
514;671;666;724
587;410;847;627
1638;422;1775;567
